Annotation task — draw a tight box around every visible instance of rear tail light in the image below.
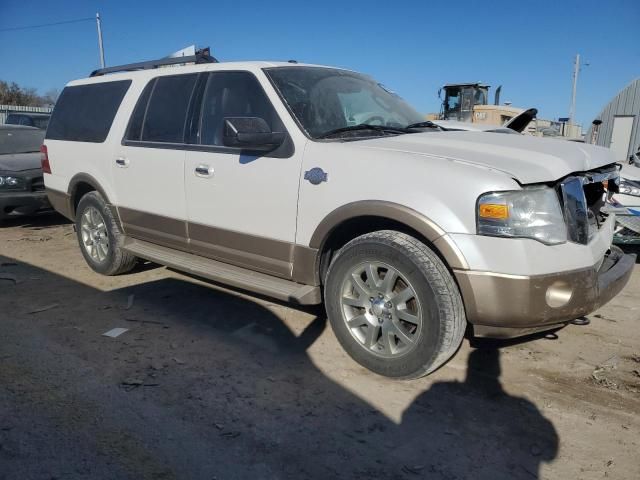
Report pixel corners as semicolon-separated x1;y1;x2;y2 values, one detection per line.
40;144;51;174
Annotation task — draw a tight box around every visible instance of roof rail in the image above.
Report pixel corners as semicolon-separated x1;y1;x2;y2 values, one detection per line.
90;51;218;77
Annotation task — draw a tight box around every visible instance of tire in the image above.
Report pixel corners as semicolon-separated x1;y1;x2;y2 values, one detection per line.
75;191;137;275
325;230;466;379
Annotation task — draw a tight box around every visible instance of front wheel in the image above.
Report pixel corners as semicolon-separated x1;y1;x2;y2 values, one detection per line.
325;230;466;379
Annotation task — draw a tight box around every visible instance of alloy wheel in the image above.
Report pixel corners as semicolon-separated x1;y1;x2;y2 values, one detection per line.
80;206;110;263
340;262;422;358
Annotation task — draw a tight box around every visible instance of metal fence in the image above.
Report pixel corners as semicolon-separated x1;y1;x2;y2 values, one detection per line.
0;104;53;124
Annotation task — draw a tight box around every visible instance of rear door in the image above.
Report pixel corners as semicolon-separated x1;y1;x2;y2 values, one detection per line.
113;73;198;250
183;70;302;278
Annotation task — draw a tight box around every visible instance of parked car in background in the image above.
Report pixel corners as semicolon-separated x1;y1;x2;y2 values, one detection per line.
610;149;640;244
0;125;50;221
43;56;634;378
5;112;51;130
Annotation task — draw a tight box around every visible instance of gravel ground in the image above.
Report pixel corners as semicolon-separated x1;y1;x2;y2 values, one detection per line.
0;214;639;480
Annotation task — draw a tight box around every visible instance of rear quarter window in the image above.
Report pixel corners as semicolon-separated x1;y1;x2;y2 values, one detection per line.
46;80;131;143
140;74;198;143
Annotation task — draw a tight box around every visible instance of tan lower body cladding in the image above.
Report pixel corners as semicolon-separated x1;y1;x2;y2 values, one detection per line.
455;246;635;336
118;207;319;284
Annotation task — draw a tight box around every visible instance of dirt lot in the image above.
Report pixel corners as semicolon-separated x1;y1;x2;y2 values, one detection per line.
0;214;639;480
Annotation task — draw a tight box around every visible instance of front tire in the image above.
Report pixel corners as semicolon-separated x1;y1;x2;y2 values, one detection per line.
325;230;466;379
75;191;137;275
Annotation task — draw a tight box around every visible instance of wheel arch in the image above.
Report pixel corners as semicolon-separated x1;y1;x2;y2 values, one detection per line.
307;201;469;285
68;173;112;218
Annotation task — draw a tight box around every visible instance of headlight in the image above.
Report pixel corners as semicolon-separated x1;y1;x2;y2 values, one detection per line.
0;175;27;190
618;180;640;197
477;186;567;245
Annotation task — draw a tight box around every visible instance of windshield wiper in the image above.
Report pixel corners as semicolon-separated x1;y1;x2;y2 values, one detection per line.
404;120;440;130
316;124;408;139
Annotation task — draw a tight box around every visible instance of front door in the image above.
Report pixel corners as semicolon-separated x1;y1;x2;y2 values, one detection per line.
184;71;302;278
113;73;199;249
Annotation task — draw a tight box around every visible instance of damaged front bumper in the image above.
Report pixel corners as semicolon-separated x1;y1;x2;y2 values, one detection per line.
455;246;636;339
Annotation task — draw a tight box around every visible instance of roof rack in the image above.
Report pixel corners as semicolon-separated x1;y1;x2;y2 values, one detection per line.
90;50;218;77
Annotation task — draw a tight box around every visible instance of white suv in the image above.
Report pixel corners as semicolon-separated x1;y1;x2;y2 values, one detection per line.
43;55;635;378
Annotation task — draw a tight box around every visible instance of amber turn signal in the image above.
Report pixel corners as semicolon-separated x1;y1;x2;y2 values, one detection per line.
478;203;509;220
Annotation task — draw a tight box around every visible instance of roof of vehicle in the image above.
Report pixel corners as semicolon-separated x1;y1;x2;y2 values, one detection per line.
6;112;51;118
70;60;351;86
442;82;490;88
0;124;41;130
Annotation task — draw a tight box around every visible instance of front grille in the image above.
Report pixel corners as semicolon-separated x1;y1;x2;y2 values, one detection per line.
559;166;619;244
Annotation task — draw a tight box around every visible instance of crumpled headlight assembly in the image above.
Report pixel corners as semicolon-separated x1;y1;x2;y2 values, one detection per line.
477;186;567;245
0;175;27;190
618;179;640;197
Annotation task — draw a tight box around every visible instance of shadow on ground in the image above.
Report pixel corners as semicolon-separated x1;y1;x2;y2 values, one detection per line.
0;254;558;479
0;211;70;229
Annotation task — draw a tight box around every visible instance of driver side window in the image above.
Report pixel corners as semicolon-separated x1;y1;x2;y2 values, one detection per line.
199;72;283;147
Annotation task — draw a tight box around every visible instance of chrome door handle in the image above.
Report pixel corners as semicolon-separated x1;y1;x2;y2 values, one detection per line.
115;157;129;167
195;164;214;178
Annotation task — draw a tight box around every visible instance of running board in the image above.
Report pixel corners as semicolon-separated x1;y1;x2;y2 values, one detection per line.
123;238;321;305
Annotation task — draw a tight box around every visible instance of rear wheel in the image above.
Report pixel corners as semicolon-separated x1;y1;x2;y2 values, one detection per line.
325;230;466;379
75;191;137;275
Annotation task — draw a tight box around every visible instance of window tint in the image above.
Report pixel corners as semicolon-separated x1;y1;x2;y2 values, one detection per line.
125;79;155;141
141;74;197;143
32;117;50;129
199;72;282;146
46;81;131;142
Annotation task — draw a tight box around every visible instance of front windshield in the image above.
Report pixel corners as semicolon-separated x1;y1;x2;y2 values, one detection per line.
265;67;425;139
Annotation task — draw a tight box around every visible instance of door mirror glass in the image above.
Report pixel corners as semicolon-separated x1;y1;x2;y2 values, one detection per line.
223;117;284;151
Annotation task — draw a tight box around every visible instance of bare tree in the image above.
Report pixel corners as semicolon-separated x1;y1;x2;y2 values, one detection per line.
42;88;61;106
0;80;58;106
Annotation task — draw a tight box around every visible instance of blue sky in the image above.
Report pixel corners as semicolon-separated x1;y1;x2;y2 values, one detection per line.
1;0;638;127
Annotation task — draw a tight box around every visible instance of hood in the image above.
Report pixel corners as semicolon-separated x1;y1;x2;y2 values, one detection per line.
0;152;42;172
356;131;616;184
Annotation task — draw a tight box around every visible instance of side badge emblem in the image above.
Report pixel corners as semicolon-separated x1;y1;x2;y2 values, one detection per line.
304;167;328;185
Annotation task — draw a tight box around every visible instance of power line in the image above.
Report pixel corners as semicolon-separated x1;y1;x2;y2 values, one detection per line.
0;17;94;33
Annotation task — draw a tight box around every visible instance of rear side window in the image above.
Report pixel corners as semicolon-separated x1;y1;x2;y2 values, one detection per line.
46;80;131;142
125;80;154;141
136;74;198;143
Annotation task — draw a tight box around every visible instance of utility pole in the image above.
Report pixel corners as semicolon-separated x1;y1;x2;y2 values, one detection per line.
96;12;105;68
569;53;580;125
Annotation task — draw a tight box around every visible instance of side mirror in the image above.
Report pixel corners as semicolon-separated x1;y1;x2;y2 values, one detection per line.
223;117;285;151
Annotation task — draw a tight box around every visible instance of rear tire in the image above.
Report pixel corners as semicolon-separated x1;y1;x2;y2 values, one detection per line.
325;230;466;379
75;191;137;275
